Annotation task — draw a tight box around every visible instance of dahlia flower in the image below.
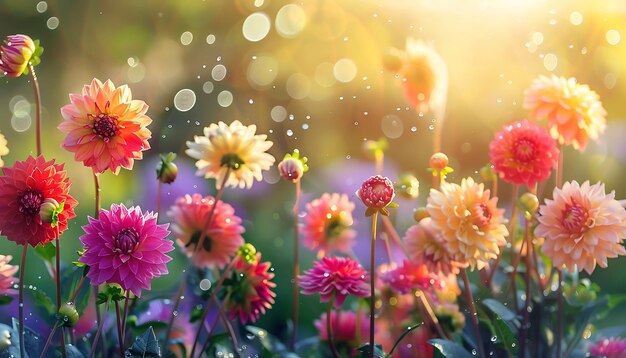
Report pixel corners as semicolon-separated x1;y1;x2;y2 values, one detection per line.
79;204;172;297
0;131;8;167
403;218;462;275
314;310;369;346
589;338;626;358
301;193;357;257
356;175;396;216
167;194;245;269
380;260;438;294
523;75;606;151
59;78;152;174
186;120;275;189
427;177;508;270
536;181;626;274
0;34;40;77
0;255;18;296
0;156;77;247
385;38;447;113
221;253;276;324
299;256;370;307
489;119;559;188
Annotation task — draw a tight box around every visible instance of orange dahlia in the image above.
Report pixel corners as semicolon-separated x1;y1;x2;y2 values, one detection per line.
59;79;152;174
536;181;626;274
523;75;606;151
426;177;508;270
403;218;463;275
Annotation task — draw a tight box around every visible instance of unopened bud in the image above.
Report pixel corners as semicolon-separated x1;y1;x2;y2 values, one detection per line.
480;164;496;183
58;302;79;327
278;149;308;183
39;198;64;227
395;174;419;200
429;152;449;171
156;153;178;184
237;243;257;264
413;207;429;222
518;193;539;214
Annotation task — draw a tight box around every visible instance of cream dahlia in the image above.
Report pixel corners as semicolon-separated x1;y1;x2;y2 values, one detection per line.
0;255;18;296
427;177;508;270
59;78;152;174
489;119;559;188
186;120;275;189
536;181;626;274
403;218;463;275
523;75;606;151
301;193;356;258
167;194;245;269
0;131;8;167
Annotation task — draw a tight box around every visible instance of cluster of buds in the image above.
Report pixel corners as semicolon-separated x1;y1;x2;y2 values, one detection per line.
237;243;257;264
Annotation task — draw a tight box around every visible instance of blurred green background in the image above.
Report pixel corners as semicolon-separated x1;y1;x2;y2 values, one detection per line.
1;0;626;340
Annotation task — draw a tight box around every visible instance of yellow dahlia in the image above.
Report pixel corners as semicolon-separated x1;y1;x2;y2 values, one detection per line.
186;120;275;189
426;177;508;270
536;181;626;274
523;75;606;151
0;131;8;167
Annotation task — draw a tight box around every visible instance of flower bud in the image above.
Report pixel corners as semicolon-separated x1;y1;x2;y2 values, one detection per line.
429;152;449;172
413;207;429;222
156;153;178;184
518;192;539;214
362;138;388;160
58;302;79;327
237;243;257;264
39;198;64;228
382;48;404;73
0;34;42;77
357;175;396;216
278;149;308;183
395;173;419;200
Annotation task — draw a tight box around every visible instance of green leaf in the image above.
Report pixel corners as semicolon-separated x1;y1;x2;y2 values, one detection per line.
34;242;56;263
0;295;13;305
428;339;473;358
190;304;204;323
482;299;518;322
387;324;421;357
204;333;234;356
356;343;385;357
131;320;168;334
245;326;288;355
492;314;519;357
12;318;43;357
31;288;55;315
126;326;162;358
64;344;86;357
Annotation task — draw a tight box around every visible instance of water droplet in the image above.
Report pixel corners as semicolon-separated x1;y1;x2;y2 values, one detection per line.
206;34;216;45
180;31;193;45
286;129;294;137
217;90;233;107
36;1;47;13
491;336;497;342
174;89;196;112
323;272;330;277
202;81;214;94
211;64;227;81
47;17;59;30
428;124;435;131
242;12;271;42
606;29;621;45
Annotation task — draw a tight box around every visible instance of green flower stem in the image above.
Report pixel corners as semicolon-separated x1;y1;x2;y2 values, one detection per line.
416;289;448;339
199;311;222;353
92;171;107;353
18;245;27;358
519;218;533;358
29;64;42;156
189;258;237;358
156;180;162;219
40;320;60;358
290;179;301;351
555;147;564;358
461;269;485;358
369;210;379;358
114;300;125;358
89;300;110;358
327;295;340;358
163;270;188;344
121;292;130;346
55;227;68;358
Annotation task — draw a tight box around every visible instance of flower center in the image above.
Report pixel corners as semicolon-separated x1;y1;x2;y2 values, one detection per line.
91;114;119;142
325;214;348;238
513;139;536;163
187;231;213;252
220;153;245;170
113;228;140;254
561;202;588;234
471;203;492;227
18;190;43;215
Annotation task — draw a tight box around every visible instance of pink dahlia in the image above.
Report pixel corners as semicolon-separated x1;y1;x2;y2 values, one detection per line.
301;193;357;258
356;175;395;216
0;156;77;247
59;79;152;174
536;181;626;274
222;253;276;324
79;204;173;297
523;75;606;151
489;119;559;188
589;338;626;358
167;194;244;269
314;310;370;346
427;177;508;270
299;256;370;307
0;255;18;296
380;260;439;294
0;34;38;77
404;218;463;275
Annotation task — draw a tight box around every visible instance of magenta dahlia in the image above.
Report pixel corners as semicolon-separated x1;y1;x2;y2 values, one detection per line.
299;256;370;307
79;203;173;297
